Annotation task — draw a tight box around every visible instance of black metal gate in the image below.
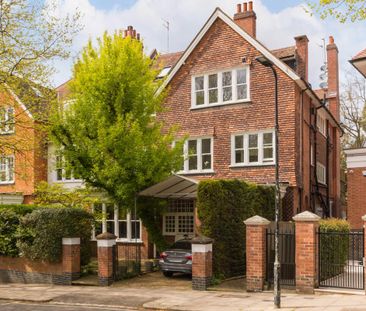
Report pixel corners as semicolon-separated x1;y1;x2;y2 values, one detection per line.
113;244;141;281
266;225;295;287
318;229;364;290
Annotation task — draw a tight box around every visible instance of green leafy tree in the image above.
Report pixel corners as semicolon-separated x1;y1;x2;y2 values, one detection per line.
307;0;366;22
50;32;183;208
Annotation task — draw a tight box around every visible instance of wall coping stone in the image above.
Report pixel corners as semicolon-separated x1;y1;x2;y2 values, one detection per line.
191;236;213;245
96;232;117;240
244;215;270;226
293;211;321;222
62;237;80;245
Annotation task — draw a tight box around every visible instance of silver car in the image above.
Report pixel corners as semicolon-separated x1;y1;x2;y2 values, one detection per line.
159;239;192;277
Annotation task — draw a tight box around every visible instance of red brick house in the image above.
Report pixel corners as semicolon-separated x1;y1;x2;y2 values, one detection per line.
344;48;366;229
55;3;342;257
0;82;48;204
142;3;342;227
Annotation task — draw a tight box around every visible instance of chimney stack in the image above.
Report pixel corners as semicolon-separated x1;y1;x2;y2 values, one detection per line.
123;25;141;41
326;35;339;121
233;2;257;38
294;35;309;81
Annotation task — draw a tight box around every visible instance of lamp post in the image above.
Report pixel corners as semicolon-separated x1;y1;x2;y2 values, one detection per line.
256;55;281;308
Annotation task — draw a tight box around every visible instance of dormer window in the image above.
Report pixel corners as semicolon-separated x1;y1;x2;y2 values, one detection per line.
192;67;249;109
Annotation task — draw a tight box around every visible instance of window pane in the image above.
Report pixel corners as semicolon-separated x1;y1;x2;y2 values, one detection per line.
202;154;211;170
201;139;211;154
195;76;204;90
263;133;273;145
249;149;258;163
106;221;115;234
237;69;246;84
188;156;197;170
235;150;244;163
263;147;273;160
237;85;247;100
119;208;127;220
95;222;102;237
106;204;114;220
165;215;176;233
119;221;127;238
94;203;103;213
209;89;218;103
188;140;197;154
223;87;232;101
222;72;232;86
131;220;141;239
249;134;258;148
196;91;204;105
7;158;13;181
235;136;243;149
208;74;217;88
178;215;194;233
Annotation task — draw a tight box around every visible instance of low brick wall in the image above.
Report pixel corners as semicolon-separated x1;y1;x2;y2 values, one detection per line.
0;256;64;284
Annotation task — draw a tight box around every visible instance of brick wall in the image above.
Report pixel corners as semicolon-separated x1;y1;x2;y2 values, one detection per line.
347;167;366;229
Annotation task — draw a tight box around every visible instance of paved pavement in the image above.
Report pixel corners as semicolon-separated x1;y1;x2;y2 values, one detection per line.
1;280;366;310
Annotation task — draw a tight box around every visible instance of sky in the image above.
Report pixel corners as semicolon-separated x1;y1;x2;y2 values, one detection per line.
49;0;366;89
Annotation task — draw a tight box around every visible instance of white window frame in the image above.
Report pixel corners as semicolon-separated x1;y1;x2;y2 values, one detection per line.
0;106;15;134
230;130;275;167
0;155;14;184
54;153;82;183
316;162;327;185
91;203;142;243
317;114;327;137
178;137;214;174
191;66;250;109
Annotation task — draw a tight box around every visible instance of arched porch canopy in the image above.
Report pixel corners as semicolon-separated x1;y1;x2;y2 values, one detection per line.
139;174;198;199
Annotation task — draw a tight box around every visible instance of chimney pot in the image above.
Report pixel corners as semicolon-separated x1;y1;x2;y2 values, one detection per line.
249;1;253;11
133;29;136;38
237;3;242;13
243;2;248;11
137;33;140;40
123;30;127;37
128;25;133;30
329;36;334;44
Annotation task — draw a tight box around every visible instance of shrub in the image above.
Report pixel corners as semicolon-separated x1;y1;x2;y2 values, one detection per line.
0;205;38;257
17;207;94;264
197;179;275;278
319;218;350;280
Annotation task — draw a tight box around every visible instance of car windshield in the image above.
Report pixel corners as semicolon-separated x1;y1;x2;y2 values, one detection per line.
171;240;191;250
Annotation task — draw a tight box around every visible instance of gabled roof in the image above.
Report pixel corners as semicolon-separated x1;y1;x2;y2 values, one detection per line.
156;7;341;130
350;48;366;78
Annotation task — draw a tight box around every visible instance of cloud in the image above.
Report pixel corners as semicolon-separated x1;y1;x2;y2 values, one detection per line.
50;0;366;88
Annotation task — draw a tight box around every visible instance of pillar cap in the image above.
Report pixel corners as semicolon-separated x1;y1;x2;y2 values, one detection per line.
293;211;321;222
244;215;270;226
191;235;213;245
96;232;117;240
362;215;366;221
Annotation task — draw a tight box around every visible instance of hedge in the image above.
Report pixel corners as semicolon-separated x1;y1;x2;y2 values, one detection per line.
0;205;38;257
17;207;94;264
197;179;275;278
319;218;351;281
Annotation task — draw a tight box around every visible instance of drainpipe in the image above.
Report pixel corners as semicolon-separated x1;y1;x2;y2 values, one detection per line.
326;120;330;217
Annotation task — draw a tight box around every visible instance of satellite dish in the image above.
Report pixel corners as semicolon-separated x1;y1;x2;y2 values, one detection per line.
319;73;327;81
320;64;327;72
319;82;328;89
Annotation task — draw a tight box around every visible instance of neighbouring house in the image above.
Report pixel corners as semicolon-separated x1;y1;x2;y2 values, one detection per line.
0;80;48;204
344;48;366;229
53;2;342;259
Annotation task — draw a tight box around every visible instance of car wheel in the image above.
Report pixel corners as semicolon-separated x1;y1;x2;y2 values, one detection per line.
163;271;173;277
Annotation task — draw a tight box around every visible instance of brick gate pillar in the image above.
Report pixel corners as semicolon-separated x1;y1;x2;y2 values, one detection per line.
96;232;117;286
62;237;81;285
244;215;270;292
293;211;320;294
192;236;213;291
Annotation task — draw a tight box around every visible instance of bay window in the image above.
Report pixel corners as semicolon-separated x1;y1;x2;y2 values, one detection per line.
231;131;275;166
92;203;142;242
192;67;249;108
